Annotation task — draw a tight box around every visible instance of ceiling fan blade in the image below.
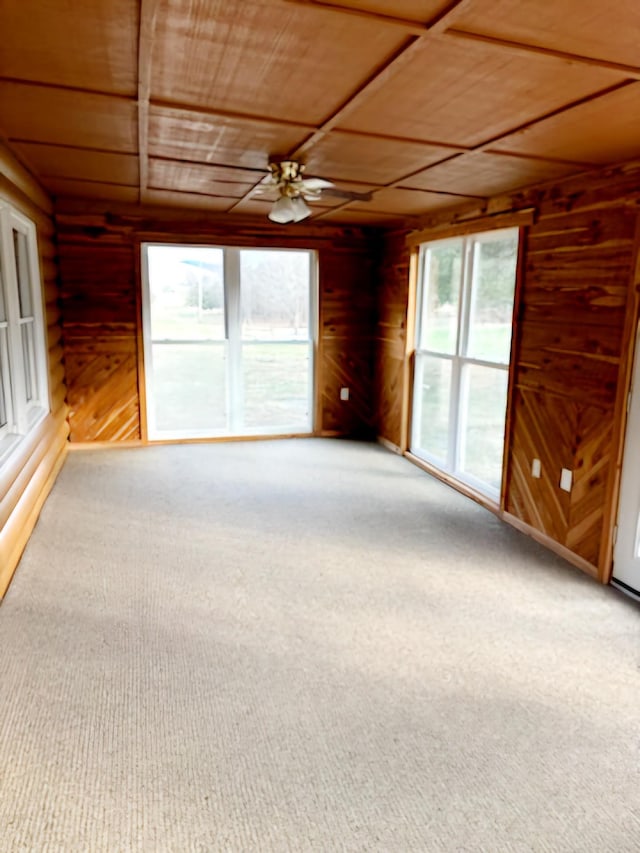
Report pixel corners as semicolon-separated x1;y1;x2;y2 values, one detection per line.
299;177;334;192
252;184;280;200
321;187;374;202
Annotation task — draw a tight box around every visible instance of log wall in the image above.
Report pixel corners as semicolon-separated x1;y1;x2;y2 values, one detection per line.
56;207;378;442
0;142;68;596
376;161;640;581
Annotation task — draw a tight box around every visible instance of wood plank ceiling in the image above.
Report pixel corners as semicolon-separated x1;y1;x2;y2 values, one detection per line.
2;0;640;225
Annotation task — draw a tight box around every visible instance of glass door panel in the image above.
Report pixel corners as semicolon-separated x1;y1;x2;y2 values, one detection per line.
239;250;312;432
412;355;452;465
467;235;518;364
146;245;226;436
419;239;463;355
411;228;518;500
458;364;508;494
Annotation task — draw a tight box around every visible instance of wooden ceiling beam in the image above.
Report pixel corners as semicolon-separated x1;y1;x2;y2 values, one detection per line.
288;0;475;161
228;0;485;214
278;0;429;34
445;28;640;80
287;36;423;161
425;0;477;34
0;76;136;100
314;77;632;219
149;99;316;132
374;80;634;192
137;0;159;205
481;149;599;168
218;0;631;223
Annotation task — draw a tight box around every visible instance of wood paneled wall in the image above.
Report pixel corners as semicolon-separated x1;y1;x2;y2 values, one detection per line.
56;206;379;442
376;231;411;450
507;205;637;573
318;245;377;437
376;161;640;581
0;142;68;596
58;238;139;441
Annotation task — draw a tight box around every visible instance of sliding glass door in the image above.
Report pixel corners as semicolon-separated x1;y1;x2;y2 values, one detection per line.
411;228;519;500
142;244;315;440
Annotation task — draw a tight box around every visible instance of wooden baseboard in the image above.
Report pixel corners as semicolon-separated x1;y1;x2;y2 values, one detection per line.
501;511;600;581
377;435;402;454
68;439;145;451
0;439;68;598
402;451;600;582
404;451;500;515
68;432;322;450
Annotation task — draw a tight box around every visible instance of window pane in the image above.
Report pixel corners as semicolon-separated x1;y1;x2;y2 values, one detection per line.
0;333;8;428
467;232;518;363
21;323;35;402
148;246;225;342
239;250;312;432
0;379;6;427
242;342;310;430
240;250;310;341
419;240;463;354
0;259;6;322
413;355;452;463
146;246;227;435
459;365;508;491
12;229;33;319
151;342;227;432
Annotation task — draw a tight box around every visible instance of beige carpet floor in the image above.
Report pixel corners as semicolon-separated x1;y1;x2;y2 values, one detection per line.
0;438;639;852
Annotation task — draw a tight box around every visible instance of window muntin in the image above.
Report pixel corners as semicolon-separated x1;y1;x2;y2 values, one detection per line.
412;227;519;500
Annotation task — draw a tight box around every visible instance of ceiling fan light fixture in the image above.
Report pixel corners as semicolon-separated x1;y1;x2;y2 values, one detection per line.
268;195;297;223
291;196;311;222
267;193;312;224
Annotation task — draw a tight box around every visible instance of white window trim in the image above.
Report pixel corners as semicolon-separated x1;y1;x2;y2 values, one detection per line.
0;203;50;464
411;227;519;501
141;243;317;441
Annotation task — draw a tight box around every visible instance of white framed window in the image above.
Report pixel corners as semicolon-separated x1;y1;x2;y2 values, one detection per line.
0;203;50;461
141;243;316;440
411;227;519;500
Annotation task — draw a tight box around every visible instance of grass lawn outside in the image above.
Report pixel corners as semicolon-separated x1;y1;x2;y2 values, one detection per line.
150;341;311;436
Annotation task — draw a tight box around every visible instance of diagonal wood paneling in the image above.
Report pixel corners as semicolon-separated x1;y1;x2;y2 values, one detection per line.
507;388;574;544
508;391;614;567
505;202;637;575
59;242;141;442
567;405;613;565
64;333;140;442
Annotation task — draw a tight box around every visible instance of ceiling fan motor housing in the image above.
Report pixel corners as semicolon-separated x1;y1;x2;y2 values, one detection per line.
269;160;307;196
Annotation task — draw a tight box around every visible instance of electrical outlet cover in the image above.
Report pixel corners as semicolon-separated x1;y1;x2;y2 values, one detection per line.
560;468;572;492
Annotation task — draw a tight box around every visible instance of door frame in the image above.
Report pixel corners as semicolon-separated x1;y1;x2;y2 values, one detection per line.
139;241;318;443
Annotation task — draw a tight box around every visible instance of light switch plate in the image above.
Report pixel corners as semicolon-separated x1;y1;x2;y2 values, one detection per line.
560;468;572;492
531;458;541;478
340;387;349;401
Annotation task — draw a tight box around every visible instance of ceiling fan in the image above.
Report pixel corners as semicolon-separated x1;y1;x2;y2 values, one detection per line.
255;159;373;223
